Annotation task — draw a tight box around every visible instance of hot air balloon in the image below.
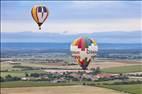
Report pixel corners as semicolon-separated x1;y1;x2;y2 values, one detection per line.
70;37;98;70
31;5;49;30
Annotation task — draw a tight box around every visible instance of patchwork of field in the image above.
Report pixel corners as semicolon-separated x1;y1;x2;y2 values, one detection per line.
1;85;126;94
1;60;142;78
1;59;141;71
22;60;142;69
1;59;142;94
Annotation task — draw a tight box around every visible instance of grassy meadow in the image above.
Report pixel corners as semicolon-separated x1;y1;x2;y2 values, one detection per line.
102;65;142;73
1;70;46;78
99;84;142;94
1;81;77;88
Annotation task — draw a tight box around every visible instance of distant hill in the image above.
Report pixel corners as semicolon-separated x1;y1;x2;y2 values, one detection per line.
1;31;141;43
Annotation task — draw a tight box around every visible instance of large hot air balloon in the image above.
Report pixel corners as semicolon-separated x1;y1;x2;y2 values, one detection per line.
70;37;98;70
31;5;49;30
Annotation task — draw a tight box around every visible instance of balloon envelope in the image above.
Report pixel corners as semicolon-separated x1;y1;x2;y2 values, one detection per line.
31;5;49;30
70;37;98;70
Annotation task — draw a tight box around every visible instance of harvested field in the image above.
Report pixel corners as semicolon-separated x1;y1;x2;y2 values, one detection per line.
1;85;126;94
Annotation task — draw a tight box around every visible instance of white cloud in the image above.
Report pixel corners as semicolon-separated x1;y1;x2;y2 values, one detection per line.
1;19;141;34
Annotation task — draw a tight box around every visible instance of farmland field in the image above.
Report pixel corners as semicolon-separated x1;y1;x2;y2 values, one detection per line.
102;65;142;73
1;59;142;94
1;60;140;71
1;85;126;94
1;81;77;88
1;70;46;77
99;84;142;94
1;60;141;78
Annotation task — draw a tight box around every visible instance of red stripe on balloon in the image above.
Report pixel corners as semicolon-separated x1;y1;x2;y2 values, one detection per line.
78;38;82;49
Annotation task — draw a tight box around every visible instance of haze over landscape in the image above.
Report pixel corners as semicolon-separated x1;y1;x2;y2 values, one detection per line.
1;31;141;43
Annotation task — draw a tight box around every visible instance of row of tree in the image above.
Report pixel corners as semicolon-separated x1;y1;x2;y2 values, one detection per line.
0;75;21;82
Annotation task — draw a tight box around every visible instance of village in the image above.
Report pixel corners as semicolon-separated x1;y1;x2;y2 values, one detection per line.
1;59;142;84
2;66;140;84
20;70;142;83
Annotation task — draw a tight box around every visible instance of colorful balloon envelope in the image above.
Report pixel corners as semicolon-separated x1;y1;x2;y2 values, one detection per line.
70;37;98;70
31;5;49;30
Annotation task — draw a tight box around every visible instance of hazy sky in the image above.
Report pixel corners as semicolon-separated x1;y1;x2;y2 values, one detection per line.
1;1;142;34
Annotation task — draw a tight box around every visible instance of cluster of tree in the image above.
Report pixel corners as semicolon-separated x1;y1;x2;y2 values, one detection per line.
30;73;40;77
12;65;37;70
0;70;8;72
0;76;5;82
110;80;142;85
0;75;21;82
103;80;142;85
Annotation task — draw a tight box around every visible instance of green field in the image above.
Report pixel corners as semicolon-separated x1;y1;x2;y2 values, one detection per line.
1;70;46;77
102;65;142;73
1;81;77;88
98;84;142;94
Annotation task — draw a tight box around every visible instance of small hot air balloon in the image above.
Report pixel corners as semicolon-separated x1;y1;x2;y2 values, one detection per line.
70;37;98;70
31;5;49;30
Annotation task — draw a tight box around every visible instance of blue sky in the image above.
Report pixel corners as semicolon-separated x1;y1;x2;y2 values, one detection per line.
1;1;142;34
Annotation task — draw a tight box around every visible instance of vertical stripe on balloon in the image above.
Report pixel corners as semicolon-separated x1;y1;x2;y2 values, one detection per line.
31;6;39;23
